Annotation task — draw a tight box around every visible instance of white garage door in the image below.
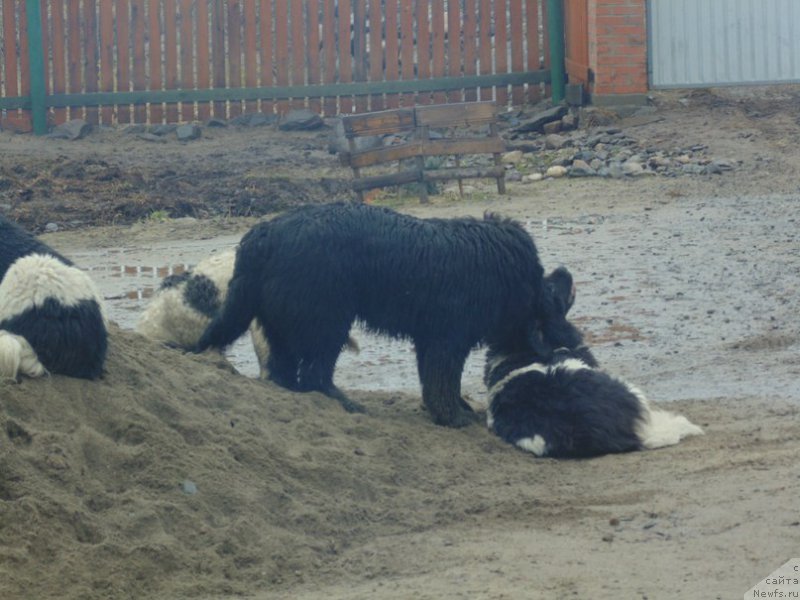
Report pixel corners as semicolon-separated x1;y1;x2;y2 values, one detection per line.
648;0;800;87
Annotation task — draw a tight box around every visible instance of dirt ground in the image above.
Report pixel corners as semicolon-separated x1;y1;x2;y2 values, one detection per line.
2;87;800;600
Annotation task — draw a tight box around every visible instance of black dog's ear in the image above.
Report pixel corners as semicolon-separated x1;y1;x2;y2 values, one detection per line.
528;325;554;360
544;266;575;317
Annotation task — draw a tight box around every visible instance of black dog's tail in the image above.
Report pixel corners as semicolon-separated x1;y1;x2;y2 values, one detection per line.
194;246;260;352
195;270;257;352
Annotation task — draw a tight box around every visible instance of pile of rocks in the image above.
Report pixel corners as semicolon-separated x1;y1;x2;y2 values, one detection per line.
499;106;737;182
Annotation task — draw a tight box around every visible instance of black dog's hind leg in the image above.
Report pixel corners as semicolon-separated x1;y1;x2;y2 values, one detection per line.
264;334;301;391
297;346;366;414
416;343;477;428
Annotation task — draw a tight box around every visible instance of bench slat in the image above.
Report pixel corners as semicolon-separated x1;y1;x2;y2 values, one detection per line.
341;108;416;137
341;137;506;168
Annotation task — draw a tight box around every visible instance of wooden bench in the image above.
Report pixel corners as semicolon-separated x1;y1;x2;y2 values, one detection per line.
338;102;507;203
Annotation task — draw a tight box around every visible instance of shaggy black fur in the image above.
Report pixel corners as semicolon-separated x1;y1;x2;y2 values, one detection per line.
0;215;72;277
159;272;192;289
183;274;223;319
196;202;576;427
0;297;107;379
487;353;645;457
485;267;646;458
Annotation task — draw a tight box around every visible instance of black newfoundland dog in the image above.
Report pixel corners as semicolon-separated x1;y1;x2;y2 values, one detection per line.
0;216;107;380
485;267;703;457
195;202;575;427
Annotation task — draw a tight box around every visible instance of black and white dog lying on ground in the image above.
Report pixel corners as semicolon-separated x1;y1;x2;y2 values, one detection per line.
0;216;107;380
137;248;357;379
484;267;703;458
195;202;577;427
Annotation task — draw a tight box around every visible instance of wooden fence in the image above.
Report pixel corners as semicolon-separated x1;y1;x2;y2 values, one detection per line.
1;0;556;133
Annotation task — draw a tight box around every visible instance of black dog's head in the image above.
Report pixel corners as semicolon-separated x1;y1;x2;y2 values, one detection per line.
527;266;598;368
486;266;598;388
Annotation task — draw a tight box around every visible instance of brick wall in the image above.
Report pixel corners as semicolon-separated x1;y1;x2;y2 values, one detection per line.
588;0;648;97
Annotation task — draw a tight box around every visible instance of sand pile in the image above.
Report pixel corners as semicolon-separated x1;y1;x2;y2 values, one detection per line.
0;325;503;599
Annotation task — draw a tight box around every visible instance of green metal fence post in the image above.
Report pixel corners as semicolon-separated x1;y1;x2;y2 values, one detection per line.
547;0;566;104
26;0;48;134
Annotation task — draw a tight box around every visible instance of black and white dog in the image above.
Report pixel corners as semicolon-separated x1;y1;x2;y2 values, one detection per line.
0;216;107;380
484;267;703;458
195;202;576;427
136;248;357;380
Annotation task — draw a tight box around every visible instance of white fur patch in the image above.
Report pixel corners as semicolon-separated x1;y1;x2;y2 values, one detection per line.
489;357;594;401
516;435;548;456
637;406;704;449
0;330;46;379
485;352;510;376
0;254;106;323
621;378;704;449
489;362;549;400
552;357;594;374
136;249;236;347
136;286;213;347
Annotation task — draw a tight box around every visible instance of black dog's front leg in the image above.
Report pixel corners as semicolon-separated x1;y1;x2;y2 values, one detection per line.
416;343;477;428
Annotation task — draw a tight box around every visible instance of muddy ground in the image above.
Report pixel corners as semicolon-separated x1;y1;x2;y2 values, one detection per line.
1;87;800;599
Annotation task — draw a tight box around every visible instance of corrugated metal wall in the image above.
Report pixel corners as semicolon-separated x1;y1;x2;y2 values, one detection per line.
649;0;800;88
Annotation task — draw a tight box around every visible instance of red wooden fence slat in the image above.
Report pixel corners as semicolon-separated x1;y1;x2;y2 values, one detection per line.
180;0;195;121
116;0;131;123
495;0;508;107
2;0;20;130
243;0;258;114
38;0;50;126
306;0;321;113
83;0;99;124
383;0;399;109
131;0;147;122
479;0;493;101
431;0;446;105
290;0;305;109
463;0;477;102
164;0;179;121
259;0;274;115
399;0;414;107
148;0;164;123
211;0;226;117
7;2;33;132
510;0;525;105
337;0;352;114
353;0;369;112
227;0;242;117
352;0;367;113
525;0;541;102
274;0;289;113
415;0;431;105
19;2;29;97
322;0;337;115
51;0;67;126
368;0;383;111
100;0;116;124
66;0;82;121
446;0;462;103
541;0;550;99
195;0;210;121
